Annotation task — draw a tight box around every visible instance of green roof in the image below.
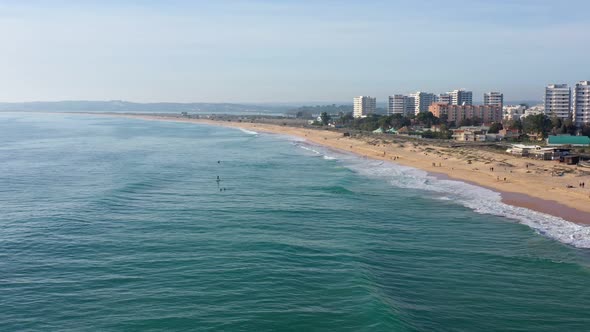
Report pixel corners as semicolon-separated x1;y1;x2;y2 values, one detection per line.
372;127;384;133
547;135;590;146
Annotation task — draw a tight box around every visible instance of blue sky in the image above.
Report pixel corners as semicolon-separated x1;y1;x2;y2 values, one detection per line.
1;0;589;104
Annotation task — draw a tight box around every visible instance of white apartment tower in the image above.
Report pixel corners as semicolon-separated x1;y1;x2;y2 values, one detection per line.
449;89;473;106
484;92;504;108
353;96;376;118
413;92;436;114
388;95;415;116
545;84;571;120
573;81;590;126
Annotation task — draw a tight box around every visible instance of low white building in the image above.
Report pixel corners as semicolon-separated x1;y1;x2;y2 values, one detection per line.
503;105;527;121
451;126;490;141
522;105;544;119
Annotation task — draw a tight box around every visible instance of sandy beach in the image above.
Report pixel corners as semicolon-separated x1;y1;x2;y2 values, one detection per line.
86;113;590;225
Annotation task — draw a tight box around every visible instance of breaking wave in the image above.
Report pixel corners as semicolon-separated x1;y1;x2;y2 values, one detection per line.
294;141;590;248
238;128;258;135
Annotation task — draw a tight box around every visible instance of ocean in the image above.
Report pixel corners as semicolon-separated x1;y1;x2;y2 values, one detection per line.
1;112;590;331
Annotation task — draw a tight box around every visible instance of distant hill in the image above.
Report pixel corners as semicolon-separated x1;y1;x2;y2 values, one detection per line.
0;100;289;115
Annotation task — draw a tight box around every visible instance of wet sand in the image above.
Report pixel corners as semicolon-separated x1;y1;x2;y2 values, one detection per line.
431;171;590;225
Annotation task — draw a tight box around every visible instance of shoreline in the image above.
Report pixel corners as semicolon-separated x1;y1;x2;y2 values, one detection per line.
430;171;590;225
71;112;590;226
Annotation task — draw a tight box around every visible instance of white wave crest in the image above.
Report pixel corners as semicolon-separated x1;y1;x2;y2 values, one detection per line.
293;141;590;248
295;143;321;155
238;128;258;135
295;143;337;160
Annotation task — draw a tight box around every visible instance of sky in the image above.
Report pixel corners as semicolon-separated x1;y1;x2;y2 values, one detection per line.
0;0;589;104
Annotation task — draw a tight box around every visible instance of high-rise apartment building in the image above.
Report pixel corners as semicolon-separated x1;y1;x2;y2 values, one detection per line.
437;93;451;105
388;94;415;116
388;95;404;115
484;92;503;108
449;89;473;106
413;92;436;114
353;96;376;118
405;95;415;116
573;81;590;126
545;84;571;120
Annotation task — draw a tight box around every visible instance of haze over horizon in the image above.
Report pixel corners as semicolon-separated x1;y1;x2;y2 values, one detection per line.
1;0;589;103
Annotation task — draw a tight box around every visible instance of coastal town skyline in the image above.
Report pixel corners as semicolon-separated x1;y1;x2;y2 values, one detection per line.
351;80;590;126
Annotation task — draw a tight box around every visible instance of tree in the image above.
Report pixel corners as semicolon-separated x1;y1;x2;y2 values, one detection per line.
391;114;411;129
582;125;590;137
351;114;381;132
550;116;562;131
505;118;523;131
523;114;551;138
415;111;439;127
562;118;576;135
320;112;331;126
459;118;473;127
421;130;435;139
488;122;503;134
339;112;354;125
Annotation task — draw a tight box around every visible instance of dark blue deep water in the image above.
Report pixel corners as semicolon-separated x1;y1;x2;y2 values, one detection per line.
1;113;590;331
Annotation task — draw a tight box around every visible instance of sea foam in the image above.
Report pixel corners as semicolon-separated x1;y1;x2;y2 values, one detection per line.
293;141;590;248
238;128;259;135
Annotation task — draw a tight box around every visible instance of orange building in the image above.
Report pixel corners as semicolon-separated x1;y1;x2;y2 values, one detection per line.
429;103;502;124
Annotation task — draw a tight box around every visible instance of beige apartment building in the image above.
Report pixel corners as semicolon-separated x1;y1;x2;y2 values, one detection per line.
429;103;502;124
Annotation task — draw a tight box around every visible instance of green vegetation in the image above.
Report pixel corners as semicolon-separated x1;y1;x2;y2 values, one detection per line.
488;123;503;134
319;112;331;126
291;104;590;141
287;104;353;119
458;117;483;127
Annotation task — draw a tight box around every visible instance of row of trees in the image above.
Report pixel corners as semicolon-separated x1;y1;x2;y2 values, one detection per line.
502;114;582;138
316;110;590;140
334;112;485;132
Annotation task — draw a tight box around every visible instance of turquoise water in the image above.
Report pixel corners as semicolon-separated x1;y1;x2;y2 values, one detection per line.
1;113;590;331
